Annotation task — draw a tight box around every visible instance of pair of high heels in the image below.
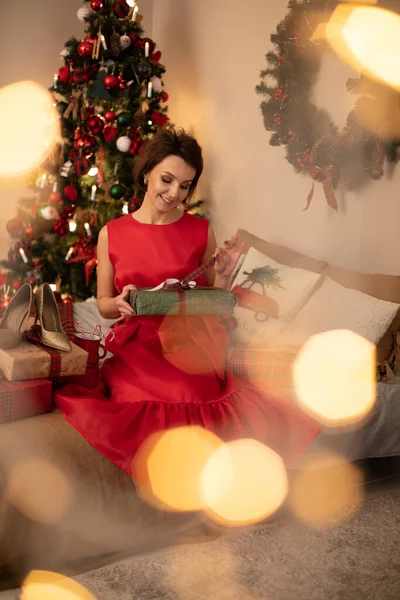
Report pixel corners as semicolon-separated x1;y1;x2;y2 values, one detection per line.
0;283;71;352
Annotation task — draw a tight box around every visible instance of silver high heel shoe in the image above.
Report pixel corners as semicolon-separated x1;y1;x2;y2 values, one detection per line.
35;283;71;352
0;283;34;348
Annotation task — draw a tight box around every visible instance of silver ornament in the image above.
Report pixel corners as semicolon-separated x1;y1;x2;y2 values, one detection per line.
150;76;162;93
42;206;58;221
77;6;93;21
116;136;131;153
120;35;131;50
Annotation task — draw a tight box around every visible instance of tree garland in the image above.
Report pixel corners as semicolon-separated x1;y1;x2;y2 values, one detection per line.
256;0;400;210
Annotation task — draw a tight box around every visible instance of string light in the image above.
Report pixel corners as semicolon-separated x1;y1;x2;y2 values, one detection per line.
18;248;28;263
100;35;107;50
90;185;97;201
49;284;57;292
131;5;139;21
147;81;153;98
84;222;92;238
122;202;129;214
65;247;74;261
68;219;77;233
127;0;136;6
145;41;150;57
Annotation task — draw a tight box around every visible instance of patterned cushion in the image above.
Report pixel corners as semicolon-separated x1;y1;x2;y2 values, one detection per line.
228;344;297;388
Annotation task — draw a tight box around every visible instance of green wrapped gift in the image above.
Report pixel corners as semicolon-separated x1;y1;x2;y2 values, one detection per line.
127;286;236;316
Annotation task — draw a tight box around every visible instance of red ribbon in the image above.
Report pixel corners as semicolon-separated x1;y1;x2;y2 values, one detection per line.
304;166;338;211
27;325;61;378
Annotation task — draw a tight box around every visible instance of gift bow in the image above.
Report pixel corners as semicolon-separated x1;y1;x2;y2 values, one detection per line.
63;90;83;120
304;165;338;211
139;255;217;292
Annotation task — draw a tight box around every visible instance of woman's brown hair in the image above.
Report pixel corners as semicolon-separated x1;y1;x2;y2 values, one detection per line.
134;127;203;201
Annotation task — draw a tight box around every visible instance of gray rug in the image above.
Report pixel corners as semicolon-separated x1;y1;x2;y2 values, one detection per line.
73;491;400;600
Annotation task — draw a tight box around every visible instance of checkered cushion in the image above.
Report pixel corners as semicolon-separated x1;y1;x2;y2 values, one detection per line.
228;344;298;388
58;302;75;341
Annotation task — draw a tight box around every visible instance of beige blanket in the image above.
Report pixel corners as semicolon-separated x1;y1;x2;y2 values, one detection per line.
0;411;204;588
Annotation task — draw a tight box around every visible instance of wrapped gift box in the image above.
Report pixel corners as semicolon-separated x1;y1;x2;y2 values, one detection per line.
0;377;52;424
228;344;300;387
0;340;88;382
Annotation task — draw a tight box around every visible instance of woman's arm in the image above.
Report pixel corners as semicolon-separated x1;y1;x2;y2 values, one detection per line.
97;226;134;319
201;226;232;290
201;226;245;289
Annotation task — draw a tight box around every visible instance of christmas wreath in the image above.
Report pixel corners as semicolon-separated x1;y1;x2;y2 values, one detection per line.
256;0;400;210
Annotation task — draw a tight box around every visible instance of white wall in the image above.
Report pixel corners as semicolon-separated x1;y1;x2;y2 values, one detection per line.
0;0;154;261
152;0;400;275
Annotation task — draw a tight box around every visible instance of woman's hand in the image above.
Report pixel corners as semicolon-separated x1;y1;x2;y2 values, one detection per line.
115;284;135;318
214;235;245;281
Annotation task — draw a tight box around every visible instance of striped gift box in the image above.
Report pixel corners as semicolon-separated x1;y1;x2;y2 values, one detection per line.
228;344;300;387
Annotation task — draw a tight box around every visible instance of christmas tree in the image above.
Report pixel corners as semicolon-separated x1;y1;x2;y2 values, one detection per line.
2;0;171;302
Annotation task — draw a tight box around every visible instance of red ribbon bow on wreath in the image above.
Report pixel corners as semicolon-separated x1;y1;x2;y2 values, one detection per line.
304;165;338;212
67;236;97;286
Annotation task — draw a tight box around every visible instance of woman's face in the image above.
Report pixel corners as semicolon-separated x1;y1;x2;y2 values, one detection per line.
145;155;196;213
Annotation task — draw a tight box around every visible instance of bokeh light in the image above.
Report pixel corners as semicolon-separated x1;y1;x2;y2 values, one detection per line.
291;452;364;528
326;5;400;89
158;315;226;375
293;329;376;427
21;571;95;600
134;427;223;512
5;459;72;525
0;81;60;179
202;439;288;527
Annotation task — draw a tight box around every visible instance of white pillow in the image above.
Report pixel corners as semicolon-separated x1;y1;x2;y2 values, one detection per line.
274;277;400;346
231;247;322;344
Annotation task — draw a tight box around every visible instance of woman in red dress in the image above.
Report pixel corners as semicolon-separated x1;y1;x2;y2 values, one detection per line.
55;128;320;475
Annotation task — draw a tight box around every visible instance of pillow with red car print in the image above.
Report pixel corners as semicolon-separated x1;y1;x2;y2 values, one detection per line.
230;246;322;345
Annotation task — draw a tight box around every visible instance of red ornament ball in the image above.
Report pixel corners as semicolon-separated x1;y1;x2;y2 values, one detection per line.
113;0;130;18
58;66;71;84
49;192;61;206
90;0;103;11
74;156;90;176
82;133;97;149
87;116;104;134
103;125;118;143
24;225;34;237
84;35;97;45
103;74;119;90
104;110;116;123
64;185;78;202
12;279;23;291
78;42;93;58
6;217;23;237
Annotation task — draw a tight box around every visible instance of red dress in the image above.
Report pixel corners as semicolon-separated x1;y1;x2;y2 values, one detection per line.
55;213;320;474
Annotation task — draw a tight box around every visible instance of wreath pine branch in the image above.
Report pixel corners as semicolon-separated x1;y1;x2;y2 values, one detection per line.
256;0;400;209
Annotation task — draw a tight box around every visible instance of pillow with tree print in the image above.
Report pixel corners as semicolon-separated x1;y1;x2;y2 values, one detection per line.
230;246;322;345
